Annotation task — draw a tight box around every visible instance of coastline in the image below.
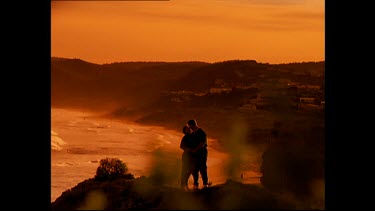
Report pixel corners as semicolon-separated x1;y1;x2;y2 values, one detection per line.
51;107;261;202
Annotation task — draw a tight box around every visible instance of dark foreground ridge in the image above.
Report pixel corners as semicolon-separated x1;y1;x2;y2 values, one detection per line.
51;176;297;210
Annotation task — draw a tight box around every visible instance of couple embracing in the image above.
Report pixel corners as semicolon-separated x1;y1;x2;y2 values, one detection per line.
179;119;211;190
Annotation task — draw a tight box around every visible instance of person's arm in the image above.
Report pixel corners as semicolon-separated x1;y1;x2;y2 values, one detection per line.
191;130;207;152
191;142;204;153
180;137;187;150
185;147;193;152
180;136;193;151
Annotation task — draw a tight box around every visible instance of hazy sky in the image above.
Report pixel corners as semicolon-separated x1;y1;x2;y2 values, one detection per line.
51;0;324;64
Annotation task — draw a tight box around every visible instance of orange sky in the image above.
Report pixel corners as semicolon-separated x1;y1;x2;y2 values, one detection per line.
51;0;324;64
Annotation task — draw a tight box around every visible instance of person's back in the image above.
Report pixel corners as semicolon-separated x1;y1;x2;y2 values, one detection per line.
187;119;210;189
193;128;207;152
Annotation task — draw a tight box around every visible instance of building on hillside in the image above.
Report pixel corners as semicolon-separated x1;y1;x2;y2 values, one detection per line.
239;103;257;110
320;101;325;109
287;82;299;86
297;103;322;112
299;97;316;104
297;85;321;89
209;87;232;94
278;78;291;83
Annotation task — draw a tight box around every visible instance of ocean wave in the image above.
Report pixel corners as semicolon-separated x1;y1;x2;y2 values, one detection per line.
86;128;99;133
156;134;172;144
88;159;100;164
52;161;79;167
51;130;67;151
146;134;172;152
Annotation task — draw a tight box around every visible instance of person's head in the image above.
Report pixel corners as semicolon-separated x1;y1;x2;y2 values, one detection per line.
187;119;198;131
182;125;191;135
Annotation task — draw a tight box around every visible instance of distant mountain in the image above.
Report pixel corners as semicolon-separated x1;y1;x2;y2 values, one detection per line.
51;57;208;110
51;57;324;111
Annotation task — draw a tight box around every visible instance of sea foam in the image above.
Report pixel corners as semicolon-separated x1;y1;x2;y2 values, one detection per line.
51;130;67;151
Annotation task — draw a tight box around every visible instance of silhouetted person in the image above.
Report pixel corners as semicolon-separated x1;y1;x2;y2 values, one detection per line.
179;125;199;190
188;119;211;189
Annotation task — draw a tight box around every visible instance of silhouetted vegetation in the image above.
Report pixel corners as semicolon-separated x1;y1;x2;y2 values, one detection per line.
95;158;135;181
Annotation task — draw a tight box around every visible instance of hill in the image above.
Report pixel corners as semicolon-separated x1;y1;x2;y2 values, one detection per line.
52;175;322;210
51;57;324;112
52;57;209;110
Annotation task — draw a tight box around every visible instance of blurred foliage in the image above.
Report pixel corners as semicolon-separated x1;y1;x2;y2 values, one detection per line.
260;122;324;199
52;177;297;210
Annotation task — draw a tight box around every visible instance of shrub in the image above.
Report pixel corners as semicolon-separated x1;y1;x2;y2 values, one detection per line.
95;158;129;181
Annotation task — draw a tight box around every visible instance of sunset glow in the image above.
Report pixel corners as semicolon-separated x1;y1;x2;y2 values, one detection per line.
51;0;324;64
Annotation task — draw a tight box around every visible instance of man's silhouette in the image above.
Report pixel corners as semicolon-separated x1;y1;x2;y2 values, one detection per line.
187;119;211;189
